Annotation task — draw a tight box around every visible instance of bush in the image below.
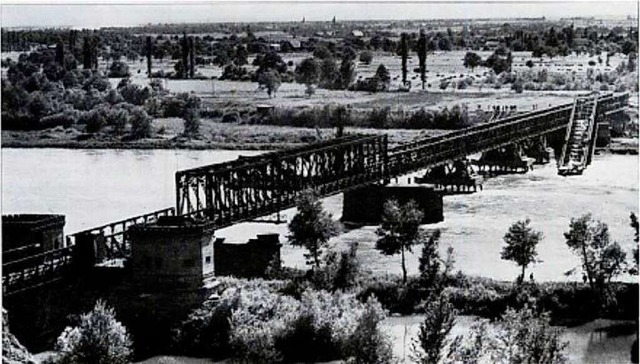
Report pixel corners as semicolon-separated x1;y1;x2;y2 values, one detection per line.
175;278;387;363
105;106;131;134
346;298;393;364
54;300;132;364
117;80;151;106
80;109;106;133
40;110;78;129
172;298;235;359
108;61;130;78
512;79;524;93
449;305;568;363
367;106;391;128
130;107;152;139
359;51;373;65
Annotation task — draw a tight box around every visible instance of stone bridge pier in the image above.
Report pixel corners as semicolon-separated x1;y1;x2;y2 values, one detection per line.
341;185;443;225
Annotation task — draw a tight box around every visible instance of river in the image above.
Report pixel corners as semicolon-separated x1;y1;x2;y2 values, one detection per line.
2;148;638;282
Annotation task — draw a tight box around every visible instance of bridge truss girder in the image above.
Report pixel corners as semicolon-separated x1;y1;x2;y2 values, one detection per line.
175;135;388;227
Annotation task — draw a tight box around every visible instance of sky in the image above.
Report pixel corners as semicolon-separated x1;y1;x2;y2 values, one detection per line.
1;1;638;29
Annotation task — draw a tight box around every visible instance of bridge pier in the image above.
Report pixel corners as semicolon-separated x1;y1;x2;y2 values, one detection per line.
523;136;553;164
117;216;219;358
342;185;443;225
415;159;483;194
473;144;535;175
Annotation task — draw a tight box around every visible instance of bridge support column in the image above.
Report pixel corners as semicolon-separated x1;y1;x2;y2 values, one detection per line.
342;185;443;225
118;216;219;358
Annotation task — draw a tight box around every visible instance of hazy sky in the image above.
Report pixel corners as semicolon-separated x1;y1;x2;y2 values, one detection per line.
1;1;638;29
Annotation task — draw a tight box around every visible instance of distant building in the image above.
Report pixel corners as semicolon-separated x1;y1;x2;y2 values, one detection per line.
484;40;501;50
351;30;365;38
269;43;281;52
573;38;590;47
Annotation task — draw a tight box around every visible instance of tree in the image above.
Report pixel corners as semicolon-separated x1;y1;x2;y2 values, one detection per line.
319;57;338;88
295;58;321;97
338;57;355;89
526;59;535;68
630;212;639;275
181;32;189;78
313;45;333;60
348;298;393;364
258;70;281;98
418;230;448;291
448;305;568;364
145;36;153;76
628;52;637;72
183;94;201;137
130;107;152;139
411;293;456;364
235;44;248;66
54;300;132;364
417;30;427;90
463;51;482;71
55;39;65;66
288;190;340;269
108;61;130;78
374;64;391;88
501;219;542;283
399;33;408;86
375;199;423;283
492;306;568;364
188;37;195;78
564;213;627;299
342;46;357;62
359;51;373;65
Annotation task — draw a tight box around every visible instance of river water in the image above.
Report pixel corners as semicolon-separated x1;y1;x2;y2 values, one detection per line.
2;148;638;282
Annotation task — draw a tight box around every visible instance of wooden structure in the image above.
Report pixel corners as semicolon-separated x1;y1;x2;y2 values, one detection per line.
558;94;598;175
415;160;483;193
473;145;535;174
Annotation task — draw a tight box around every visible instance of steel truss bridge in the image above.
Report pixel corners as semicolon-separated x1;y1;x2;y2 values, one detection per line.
3;92;629;295
175;92;629;227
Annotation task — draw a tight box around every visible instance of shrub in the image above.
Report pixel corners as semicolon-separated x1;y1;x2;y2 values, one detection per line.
346;297;393;364
228;283;299;363
80;109;106;133
105;106;130;134
172;298;235;359
411;293;456;364
117;80;151;106
40;110;78;129
359;51;373;65
130;107;152;139
512;79;524;93
54;300;132;364
108;61;130;78
367;106;391;128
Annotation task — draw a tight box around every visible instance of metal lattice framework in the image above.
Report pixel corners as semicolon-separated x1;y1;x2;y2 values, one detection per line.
387;92;628;177
176;93;628;223
176;135;388;226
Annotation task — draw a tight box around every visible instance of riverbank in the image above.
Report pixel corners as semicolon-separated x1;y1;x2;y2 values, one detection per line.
1;120;440;150
34;317;636;364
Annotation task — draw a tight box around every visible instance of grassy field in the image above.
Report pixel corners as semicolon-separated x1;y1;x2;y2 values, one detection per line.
2;119;441;150
114;50;627;113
